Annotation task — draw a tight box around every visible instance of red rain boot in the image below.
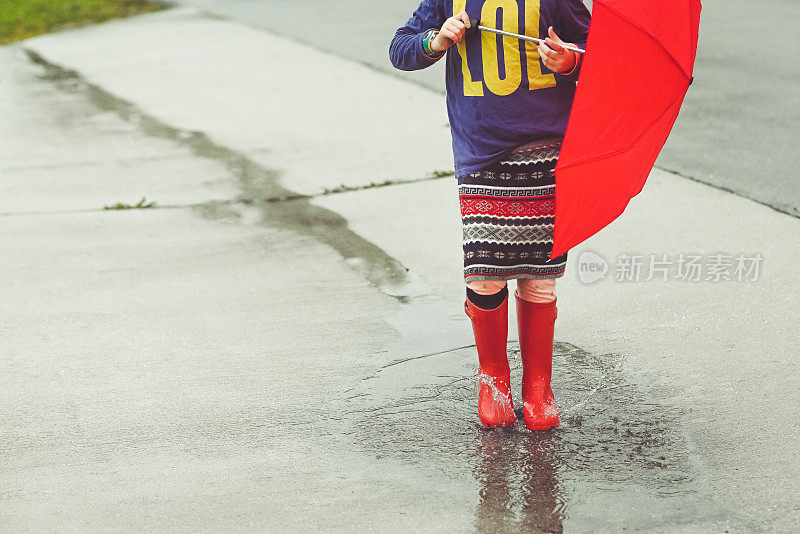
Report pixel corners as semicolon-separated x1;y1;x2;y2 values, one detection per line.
465;296;517;428
516;294;560;430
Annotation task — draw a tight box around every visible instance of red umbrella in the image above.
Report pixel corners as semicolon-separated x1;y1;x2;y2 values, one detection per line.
551;0;702;259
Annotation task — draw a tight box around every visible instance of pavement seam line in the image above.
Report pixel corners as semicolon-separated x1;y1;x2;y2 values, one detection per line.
20;47;424;301
0;173;453;218
169;5;800;221
0;151;194;173
15;47;454;217
654;164;799;219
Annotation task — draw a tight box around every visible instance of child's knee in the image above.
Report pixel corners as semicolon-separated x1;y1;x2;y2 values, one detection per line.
466;280;508;295
516;278;556;303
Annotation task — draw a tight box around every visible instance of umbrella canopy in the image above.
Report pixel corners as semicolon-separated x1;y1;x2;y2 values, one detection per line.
551;0;702;258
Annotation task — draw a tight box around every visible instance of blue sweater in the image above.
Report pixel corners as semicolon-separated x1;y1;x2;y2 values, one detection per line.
390;0;590;177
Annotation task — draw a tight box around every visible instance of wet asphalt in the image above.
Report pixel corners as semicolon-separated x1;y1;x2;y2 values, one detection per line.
177;0;800;218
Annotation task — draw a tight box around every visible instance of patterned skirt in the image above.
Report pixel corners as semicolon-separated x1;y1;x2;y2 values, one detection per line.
459;137;568;282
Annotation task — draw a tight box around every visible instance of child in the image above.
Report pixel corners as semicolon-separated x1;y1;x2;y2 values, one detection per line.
390;1;590;430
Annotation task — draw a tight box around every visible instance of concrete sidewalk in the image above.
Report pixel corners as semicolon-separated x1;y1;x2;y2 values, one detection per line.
0;46;463;532
3;6;800;532
177;0;800;218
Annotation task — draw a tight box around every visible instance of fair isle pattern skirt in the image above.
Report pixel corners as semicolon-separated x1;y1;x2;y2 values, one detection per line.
459;138;568;282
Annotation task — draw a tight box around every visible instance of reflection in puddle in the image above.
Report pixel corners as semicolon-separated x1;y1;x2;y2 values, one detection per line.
476;431;564;533
345;339;707;531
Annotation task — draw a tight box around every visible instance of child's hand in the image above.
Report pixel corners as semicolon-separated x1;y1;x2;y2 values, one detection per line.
538;26;579;73
430;11;472;52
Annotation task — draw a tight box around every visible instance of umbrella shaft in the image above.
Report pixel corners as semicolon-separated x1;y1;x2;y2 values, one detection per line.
477;25;585;54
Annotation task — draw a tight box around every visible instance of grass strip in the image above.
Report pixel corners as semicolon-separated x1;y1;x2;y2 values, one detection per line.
1;0;162;44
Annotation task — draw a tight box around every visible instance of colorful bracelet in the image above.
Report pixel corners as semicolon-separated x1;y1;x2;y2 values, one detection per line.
422;29;444;59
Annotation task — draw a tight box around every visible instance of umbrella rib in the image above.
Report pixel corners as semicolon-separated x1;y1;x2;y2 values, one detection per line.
557;90;688;172
594;0;694;79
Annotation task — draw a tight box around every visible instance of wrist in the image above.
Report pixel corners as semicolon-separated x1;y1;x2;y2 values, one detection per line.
560;50;580;75
429;34;446;52
422;29;445;58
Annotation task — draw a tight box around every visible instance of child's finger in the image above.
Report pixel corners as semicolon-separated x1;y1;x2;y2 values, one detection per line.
445;21;465;43
440;27;458;44
537;45;549;63
442;23;457;42
548;26;564;44
455;11;471;27
538;42;560;61
447;19;466;34
544;37;565;54
537;43;548;60
538;44;561;70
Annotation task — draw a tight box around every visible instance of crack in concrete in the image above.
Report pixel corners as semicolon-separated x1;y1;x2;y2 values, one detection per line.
23;49;433;302
0;172;451;218
381;344;477;369
560;356;628;416
0;152;190;173
654;164;800;220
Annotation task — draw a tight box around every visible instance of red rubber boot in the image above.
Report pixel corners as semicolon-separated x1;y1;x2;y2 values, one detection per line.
516;294;560;430
465;296;517;428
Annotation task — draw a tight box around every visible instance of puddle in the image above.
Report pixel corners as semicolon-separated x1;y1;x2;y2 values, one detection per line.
341;327;734;531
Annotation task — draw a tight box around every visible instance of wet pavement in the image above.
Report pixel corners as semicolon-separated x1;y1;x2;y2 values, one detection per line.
0;46;407;531
345;336;734;532
177;0;800;217
3;6;800;532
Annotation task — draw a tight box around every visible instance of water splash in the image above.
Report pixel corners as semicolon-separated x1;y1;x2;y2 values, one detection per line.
340;339;725;531
475;369;513;405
